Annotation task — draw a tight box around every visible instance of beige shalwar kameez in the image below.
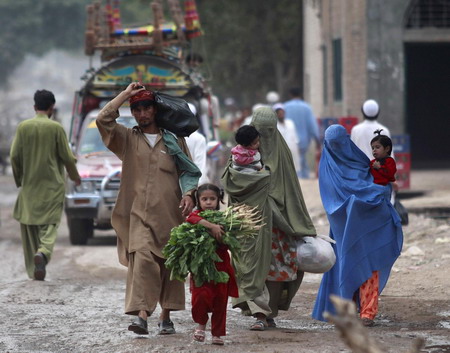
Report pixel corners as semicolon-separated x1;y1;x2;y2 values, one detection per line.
96;102;194;315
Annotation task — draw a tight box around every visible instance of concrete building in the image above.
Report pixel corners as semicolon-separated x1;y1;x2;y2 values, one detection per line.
303;0;450;167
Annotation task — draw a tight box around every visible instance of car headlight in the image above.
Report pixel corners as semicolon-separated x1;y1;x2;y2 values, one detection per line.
75;180;97;193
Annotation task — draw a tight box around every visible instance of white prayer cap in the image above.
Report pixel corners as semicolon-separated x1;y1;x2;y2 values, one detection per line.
362;99;379;118
188;103;197;115
266;91;280;104
272;103;285;112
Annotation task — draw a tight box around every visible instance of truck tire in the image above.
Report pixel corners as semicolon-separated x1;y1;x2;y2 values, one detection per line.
68;218;94;245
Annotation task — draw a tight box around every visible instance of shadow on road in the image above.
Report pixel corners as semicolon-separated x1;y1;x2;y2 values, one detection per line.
87;235;117;246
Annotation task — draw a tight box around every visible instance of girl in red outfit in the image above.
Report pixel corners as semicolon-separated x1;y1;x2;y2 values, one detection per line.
370;130;396;186
359;130;397;326
186;183;238;345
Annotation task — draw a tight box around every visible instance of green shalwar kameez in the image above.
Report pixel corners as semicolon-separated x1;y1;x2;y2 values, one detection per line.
221;107;317;317
10;113;80;278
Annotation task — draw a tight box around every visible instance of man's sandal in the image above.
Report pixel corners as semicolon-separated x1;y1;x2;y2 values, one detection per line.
128;316;149;335
250;319;266;331
212;336;224;345
193;329;206;342
158;320;176;335
266;318;277;328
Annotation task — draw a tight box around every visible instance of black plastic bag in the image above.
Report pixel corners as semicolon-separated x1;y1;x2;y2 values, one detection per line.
154;92;199;137
394;197;409;225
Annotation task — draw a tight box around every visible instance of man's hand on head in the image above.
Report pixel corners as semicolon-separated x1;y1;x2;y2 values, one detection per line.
126;82;146;97
110;82;147;111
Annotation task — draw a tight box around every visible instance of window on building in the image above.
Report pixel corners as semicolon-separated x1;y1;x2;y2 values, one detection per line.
405;0;450;28
332;38;342;101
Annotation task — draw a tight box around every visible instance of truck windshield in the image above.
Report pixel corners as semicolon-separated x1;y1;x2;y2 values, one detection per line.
78;116;136;155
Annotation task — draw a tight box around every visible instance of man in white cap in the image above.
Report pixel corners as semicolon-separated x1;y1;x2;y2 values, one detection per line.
273;103;300;172
351;99;397;204
351;99;392;160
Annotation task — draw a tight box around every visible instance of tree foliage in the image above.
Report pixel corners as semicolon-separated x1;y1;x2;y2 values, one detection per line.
195;0;304;105
0;0;91;84
0;0;304;106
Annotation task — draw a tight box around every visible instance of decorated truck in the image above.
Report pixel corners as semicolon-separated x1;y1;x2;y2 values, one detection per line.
65;0;221;245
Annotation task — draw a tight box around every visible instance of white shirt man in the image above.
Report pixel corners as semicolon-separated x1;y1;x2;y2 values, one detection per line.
351;99;396;203
186;103;209;185
186;130;209;185
273;103;300;172
351;99;392;160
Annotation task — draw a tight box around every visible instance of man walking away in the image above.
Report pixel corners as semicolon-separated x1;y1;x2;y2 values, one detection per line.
10;89;81;281
284;88;320;179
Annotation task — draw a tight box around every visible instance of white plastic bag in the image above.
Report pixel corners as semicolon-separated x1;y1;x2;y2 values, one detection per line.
296;235;336;273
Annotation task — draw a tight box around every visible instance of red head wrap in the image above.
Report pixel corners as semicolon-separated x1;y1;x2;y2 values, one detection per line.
129;90;155;105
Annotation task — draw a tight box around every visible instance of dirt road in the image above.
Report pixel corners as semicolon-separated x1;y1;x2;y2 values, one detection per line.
0;174;449;353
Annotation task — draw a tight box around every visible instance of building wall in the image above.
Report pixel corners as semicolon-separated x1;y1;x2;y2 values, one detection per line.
304;0;412;132
344;1;367;118
366;0;410;134
303;1;323;116
317;0;368;119
304;0;450;165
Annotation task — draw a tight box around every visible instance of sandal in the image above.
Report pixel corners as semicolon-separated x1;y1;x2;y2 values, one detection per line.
158;319;176;335
250;319;266;331
34;252;47;281
128;316;149;335
361;318;374;327
266;318;276;328
193;329;206;342
212;336;224;345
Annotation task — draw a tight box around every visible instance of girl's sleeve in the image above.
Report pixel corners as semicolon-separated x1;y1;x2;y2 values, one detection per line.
186;211;203;224
381;158;397;181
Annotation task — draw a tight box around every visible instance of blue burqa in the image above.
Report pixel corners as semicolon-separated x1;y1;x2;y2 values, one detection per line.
312;124;403;321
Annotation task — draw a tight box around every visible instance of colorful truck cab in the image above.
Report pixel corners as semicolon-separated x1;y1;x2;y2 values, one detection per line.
65;1;220;244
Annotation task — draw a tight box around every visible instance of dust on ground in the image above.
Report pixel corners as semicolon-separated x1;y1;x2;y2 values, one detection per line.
0;173;449;353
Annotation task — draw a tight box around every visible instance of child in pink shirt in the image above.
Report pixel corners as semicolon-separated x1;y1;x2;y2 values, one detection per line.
231;125;262;173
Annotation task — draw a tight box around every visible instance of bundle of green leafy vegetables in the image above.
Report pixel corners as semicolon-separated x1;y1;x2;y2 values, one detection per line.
163;204;263;287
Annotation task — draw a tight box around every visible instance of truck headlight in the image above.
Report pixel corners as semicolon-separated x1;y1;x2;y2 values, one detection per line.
75;180;96;193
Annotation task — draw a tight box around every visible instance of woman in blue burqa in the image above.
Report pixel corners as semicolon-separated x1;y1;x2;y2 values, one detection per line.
221;107;317;330
312;124;403;326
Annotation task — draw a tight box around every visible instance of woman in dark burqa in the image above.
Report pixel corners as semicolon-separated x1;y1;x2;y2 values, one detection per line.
312;124;403;326
221;107;317;330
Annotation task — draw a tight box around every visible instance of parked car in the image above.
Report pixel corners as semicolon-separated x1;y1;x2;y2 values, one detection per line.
65;109;134;245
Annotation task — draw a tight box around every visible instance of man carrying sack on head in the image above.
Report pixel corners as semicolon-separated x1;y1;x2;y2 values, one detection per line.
96;82;201;335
